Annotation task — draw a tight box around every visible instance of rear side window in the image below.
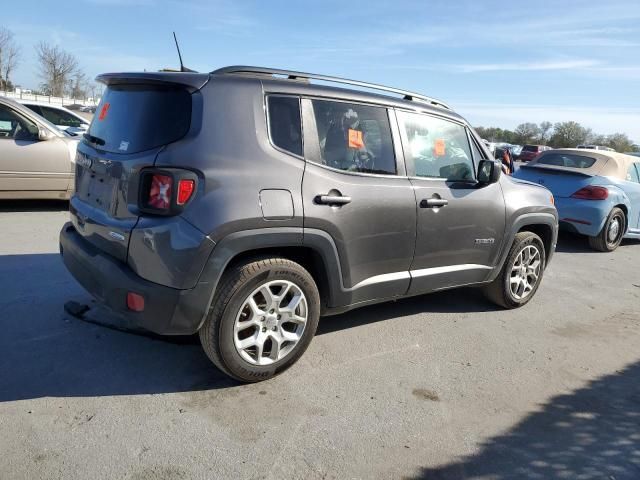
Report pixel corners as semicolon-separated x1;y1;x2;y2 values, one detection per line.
397;111;475;181
537;153;596;168
308;99;396;175
87;84;191;154
627;164;640;183
267;96;302;157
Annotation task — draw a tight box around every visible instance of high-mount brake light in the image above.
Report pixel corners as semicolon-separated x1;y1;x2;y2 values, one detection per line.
571;186;609;200
177;179;195;205
148;174;173;210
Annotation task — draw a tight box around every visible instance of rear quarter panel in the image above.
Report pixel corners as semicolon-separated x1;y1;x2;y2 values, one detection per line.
155;76;305;242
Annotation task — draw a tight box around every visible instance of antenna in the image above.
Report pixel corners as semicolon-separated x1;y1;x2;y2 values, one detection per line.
172;32;197;73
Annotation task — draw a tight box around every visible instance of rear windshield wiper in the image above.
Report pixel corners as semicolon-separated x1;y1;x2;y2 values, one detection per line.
83;133;106;146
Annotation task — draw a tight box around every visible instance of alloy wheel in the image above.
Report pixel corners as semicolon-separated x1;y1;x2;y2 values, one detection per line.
509;245;542;300
233;280;308;366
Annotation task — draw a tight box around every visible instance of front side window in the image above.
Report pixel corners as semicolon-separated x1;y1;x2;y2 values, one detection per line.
267;95;302;157
398;111;474;181
627;163;640;183
40;106;85;128
308;99;396;175
0;105;38;140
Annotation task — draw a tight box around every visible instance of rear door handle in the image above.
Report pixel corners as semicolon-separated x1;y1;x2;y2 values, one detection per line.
316;194;352;206
420;198;449;208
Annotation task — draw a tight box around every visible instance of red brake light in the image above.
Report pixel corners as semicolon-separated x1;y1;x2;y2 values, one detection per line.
148;174;173;209
571;186;609;200
177;179;195;205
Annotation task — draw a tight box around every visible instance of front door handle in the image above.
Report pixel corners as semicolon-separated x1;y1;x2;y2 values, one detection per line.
316;194;352;206
420;198;449;208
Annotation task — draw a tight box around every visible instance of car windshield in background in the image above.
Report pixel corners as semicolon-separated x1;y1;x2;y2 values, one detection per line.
87;84;191;154
522;145;538;152
537;153;596;169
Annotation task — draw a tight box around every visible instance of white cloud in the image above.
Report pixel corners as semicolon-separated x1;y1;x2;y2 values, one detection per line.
453;60;601;73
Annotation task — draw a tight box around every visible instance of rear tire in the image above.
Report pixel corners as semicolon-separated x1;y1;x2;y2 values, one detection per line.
588;207;625;252
199;257;320;383
483;232;546;309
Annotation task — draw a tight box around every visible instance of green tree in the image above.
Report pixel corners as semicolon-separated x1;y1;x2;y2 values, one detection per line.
605;133;635;153
549;121;590;148
513;122;541;145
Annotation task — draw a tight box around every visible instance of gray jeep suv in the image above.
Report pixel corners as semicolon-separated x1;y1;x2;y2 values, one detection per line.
60;66;558;382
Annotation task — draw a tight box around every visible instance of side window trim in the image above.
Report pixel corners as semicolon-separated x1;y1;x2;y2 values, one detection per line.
265;94;304;159
301;96;400;178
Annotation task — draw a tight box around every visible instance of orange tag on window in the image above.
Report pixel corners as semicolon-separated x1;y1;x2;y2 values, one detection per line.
434;138;446;156
98;103;110;121
348;129;364;149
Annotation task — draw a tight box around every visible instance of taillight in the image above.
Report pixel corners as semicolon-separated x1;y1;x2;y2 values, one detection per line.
177;179;195;205
148;174;173;210
139;169;198;215
571;186;609;200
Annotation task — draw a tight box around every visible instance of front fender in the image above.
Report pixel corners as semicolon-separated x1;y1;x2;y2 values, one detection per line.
488;211;559;282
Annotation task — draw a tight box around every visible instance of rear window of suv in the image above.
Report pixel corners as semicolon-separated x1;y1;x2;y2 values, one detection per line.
87;84;191;154
522;145;539;152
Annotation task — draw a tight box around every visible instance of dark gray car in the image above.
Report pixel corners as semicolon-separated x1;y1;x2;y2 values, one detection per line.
59;66;558;382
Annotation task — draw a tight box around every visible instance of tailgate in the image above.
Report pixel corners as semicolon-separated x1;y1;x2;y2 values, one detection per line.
71;145;162;262
515;165;594;198
69;80;194;262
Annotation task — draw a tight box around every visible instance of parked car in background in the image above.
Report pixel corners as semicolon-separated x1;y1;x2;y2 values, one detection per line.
65;104;85;111
59;66;557;382
19;101;90;137
519;144;552;162
625;152;640;157
0;96;78;199
80;105;97;113
514;149;640;251
577;144;615;151
509;144;523;159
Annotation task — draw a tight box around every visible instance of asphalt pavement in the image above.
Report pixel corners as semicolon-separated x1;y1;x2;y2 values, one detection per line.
0;200;639;480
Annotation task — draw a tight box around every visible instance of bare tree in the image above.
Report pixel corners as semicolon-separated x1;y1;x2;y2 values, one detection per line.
0;27;20;91
538;121;553;144
68;71;88;99
35;42;78;97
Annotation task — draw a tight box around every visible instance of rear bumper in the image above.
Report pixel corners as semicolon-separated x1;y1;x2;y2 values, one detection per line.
555;197;608;237
59;222;213;335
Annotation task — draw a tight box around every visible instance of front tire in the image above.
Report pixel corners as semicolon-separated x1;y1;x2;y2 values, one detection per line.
588;207;625;252
199;258;320;382
484;232;546;309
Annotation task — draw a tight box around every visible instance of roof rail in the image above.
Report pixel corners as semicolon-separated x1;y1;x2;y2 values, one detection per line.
211;65;451;110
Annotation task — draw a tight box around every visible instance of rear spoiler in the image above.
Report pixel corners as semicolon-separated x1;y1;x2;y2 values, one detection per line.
96;72;210;91
520;163;594;177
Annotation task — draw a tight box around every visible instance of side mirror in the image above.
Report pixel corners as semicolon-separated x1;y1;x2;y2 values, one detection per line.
38;127;55;141
477;159;501;185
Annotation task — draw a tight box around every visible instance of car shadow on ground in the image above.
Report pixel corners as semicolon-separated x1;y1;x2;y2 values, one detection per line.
0;230;635;401
0;199;69;213
555;231;639;253
410;359;640;479
0;252;498;402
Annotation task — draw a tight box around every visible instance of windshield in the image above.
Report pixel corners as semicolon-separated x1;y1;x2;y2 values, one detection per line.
522;145;539;152
87;84;192;154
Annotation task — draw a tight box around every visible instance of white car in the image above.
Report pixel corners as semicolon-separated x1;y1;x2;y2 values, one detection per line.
19;101;90;137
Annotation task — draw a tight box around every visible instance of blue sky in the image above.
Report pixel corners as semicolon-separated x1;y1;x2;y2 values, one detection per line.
5;0;640;141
